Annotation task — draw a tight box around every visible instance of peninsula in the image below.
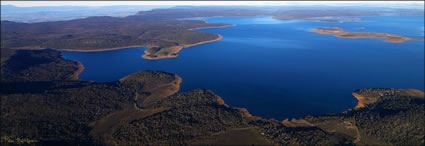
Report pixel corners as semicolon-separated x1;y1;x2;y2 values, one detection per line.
142;33;224;60
310;27;425;43
304;88;424;145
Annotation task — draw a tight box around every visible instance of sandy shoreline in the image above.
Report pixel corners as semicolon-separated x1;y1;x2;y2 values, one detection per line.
351;89;424;110
142;34;224;60
141;46;184;60
351;93;370;110
59;30;226;60
59;45;151;52
166;75;182;97
189;24;236;30
59;23;233;60
310;27;425;43
72;62;85;80
184;34;223;48
140;20;236;60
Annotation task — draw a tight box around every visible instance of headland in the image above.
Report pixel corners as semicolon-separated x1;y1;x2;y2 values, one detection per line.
142;34;224;60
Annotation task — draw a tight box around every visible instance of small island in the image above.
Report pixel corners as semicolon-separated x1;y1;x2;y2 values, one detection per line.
310;27;425;43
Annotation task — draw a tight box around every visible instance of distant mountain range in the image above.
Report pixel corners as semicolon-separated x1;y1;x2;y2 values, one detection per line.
0;5;171;23
2;4;424;23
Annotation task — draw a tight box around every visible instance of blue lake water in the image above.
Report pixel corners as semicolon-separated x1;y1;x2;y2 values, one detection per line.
63;15;424;120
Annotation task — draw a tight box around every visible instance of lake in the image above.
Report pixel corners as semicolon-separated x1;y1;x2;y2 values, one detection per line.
63;15;424;120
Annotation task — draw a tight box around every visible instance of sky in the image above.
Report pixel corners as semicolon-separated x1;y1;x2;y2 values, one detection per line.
1;1;424;7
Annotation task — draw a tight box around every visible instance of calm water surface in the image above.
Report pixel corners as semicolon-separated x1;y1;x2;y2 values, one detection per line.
63;16;424;120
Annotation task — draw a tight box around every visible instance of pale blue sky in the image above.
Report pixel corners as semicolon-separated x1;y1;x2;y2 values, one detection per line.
1;1;424;7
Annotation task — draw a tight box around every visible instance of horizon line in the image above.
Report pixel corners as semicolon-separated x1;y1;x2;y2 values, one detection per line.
1;1;424;8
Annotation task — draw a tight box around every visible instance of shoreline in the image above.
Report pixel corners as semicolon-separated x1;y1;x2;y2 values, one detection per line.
72;61;85;80
60;23;234;60
59;45;152;52
310;27;425;43
189;24;236;30
351;89;425;110
184;34;223;48
351;93;373;110
142;34;224;60
141;46;183;60
167;75;183;97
